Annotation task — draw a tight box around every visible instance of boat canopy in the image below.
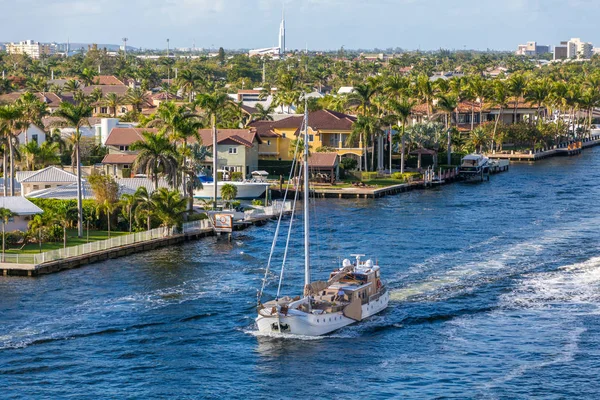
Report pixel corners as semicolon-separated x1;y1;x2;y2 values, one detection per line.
462;154;485;161
251;170;269;177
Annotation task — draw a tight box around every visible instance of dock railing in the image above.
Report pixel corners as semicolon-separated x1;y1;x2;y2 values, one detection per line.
244;201;293;220
0;219;215;265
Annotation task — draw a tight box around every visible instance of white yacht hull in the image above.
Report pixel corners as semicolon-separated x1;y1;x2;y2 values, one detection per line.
256;290;389;336
194;182;270;200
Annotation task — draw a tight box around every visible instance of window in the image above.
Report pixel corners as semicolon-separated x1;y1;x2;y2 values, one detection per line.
267;140;271;146
101;107;108;114
246;166;250;175
33;185;39;190
119;146;129;151
309;134;314;142
228;147;237;154
32;134;38;144
45;185;51;189
123;165;130;169
282;133;286;138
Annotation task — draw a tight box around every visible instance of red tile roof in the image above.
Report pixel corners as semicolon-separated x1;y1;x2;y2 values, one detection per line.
308;152;338;168
248;116;304;138
196;129;262;147
0;92;64;108
306;109;356;131
94;75;125;85
105;128;158;146
81;85;130;96
101;154;137;164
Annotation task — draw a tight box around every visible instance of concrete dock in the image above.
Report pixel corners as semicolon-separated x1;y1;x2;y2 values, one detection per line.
487;136;600;162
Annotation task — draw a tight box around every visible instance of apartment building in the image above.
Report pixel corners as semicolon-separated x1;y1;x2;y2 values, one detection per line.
6;40;55;59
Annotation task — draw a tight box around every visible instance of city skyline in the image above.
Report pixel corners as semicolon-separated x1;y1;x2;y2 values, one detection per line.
0;0;599;51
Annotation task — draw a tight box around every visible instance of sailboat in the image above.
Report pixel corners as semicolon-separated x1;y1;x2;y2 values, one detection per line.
255;102;389;336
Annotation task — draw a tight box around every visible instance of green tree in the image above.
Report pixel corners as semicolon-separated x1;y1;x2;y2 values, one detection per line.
131;131;179;190
53;202;76;248
52;102;93;238
0;104;24;196
103;93;124;117
150;188;187;233
220;183;238;207
0;207;15;261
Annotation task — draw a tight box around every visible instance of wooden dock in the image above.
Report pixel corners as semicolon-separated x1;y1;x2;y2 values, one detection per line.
487;136;600;162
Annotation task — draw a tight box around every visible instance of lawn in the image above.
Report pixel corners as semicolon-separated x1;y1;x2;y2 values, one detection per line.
5;229;129;254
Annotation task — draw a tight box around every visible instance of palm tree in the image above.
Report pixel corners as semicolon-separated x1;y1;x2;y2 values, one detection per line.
348;115;381;171
176;69;203;102
54;202;76;249
126;87;149;114
220;183;238;208
133;186;154;231
468;76;490;128
150;188;187;234
387;97;415;174
131;131;179;190
491;80;509;150
250;103;274;122
415;74;434;119
507;73;528;123
0;104;24;196
120;193;137;233
52;102;93;238
195;92;235;207
0;207;15;262
16;92;48;145
348;82;378;116
63;79;81;94
97;199;118;238
468;127;489;153
103;93;124;117
79;68;98;87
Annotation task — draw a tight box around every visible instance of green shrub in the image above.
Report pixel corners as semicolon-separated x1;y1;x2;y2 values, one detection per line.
340;157;358;170
122;168;131;178
251;199;264;206
231;172;244;181
391;172;422;182
361;171;378;180
5;230;25;245
231;200;241;208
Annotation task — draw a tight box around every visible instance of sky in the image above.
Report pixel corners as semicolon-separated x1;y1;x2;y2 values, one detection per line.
0;0;599;51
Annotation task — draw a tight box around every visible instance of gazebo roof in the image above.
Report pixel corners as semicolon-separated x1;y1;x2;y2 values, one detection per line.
410;148;437;156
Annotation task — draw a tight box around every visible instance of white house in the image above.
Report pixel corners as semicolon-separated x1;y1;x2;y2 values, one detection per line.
19;166;78;196
0;196;43;231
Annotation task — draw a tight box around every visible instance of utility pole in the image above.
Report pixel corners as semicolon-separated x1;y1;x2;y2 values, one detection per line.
167;38;170;85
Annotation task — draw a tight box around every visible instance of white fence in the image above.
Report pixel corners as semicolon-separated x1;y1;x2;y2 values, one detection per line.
0;219;214;266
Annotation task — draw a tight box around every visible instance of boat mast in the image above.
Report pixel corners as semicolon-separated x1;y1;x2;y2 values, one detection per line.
303;97;311;291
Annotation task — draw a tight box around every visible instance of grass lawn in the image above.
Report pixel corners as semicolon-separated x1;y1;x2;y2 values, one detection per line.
5;229;129;254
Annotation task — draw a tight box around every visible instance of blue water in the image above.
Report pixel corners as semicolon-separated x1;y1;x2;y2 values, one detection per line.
3;150;600;399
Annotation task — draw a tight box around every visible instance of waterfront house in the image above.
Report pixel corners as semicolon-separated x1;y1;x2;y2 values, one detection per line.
196;129;263;178
101;127;158;177
0;196;43;231
19;166;79;196
249;110;362;165
248;116;303;161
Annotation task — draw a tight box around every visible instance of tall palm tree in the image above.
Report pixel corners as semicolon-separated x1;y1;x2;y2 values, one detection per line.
468;76;490;128
491;80;509;150
52;102;93;238
0;207;15;262
54;202;76;249
176;69;203;102
348;82;378;116
134;186;154;231
469;127;490;153
415;74;434;119
97;199;118;238
251;103;275;122
195;92;234;207
0;104;24;196
348;115;381;171
387;97;415;174
507;73;528;123
79;68;98;87
63;79;81;94
16;92;47;145
131;131;179;190
120;193;137;233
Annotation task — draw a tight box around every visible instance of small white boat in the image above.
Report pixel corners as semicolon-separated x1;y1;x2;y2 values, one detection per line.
193;181;270;200
255;101;388;337
194;170;270;200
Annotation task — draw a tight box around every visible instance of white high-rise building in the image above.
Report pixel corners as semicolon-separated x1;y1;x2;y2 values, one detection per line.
6;40;55;59
279;10;286;58
249;8;286;59
566;38;593;59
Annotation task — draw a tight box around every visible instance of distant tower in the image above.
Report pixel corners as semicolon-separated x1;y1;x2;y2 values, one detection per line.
66;38;70;57
278;5;285;59
122;37;128;57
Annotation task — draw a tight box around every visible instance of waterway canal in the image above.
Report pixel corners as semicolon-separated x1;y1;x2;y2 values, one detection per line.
2;148;600;399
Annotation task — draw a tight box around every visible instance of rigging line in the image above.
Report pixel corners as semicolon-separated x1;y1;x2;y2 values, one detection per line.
257;119;305;305
276;165;302;299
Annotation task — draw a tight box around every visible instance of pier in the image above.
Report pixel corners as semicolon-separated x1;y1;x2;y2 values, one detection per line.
487;135;600;162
